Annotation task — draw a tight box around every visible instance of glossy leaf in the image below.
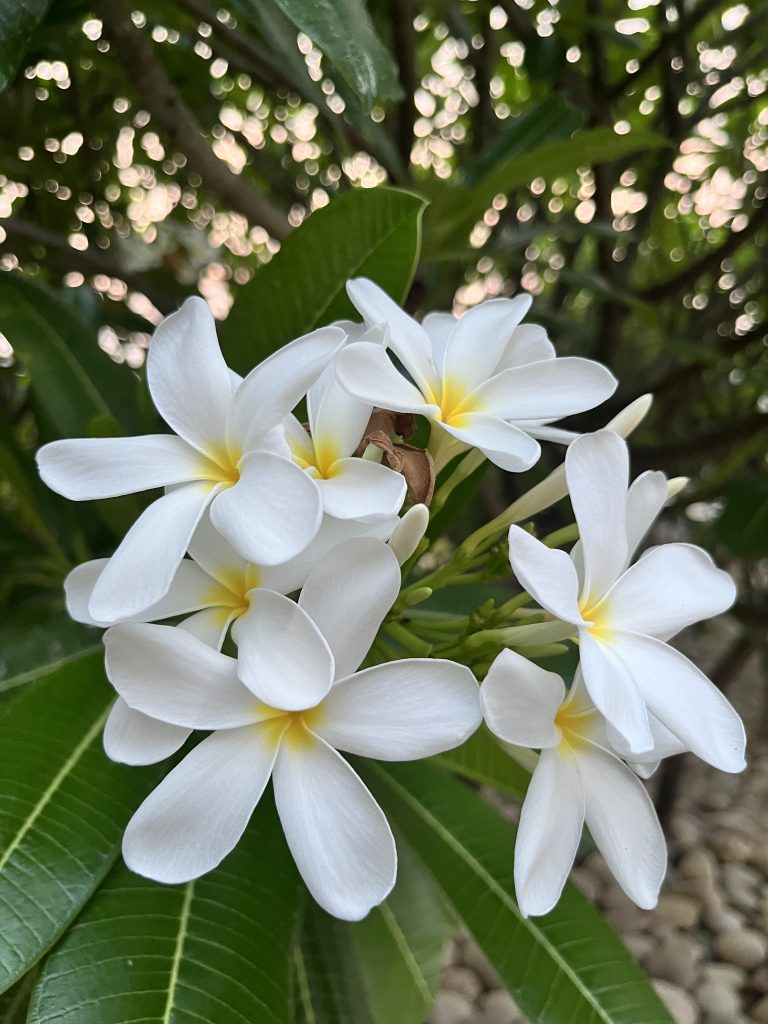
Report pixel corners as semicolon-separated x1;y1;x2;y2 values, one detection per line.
0;274;141;438
255;0;401;108
366;760;674;1024
0;654;159;991
0;609;100;697
348;841;455;1024
0;0;51;92
220;187;427;372
28;794;301;1024
424;128;669;254
431;726;530;800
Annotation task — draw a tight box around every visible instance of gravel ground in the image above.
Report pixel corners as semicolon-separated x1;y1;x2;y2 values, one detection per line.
428;627;767;1024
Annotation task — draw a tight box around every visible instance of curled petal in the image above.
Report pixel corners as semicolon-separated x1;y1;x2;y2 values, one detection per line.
507;525;582;625
440;415;540;473
316;458;407;521
481;649;564;749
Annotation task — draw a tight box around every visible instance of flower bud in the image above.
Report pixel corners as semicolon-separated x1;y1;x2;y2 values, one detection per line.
388;504;429;565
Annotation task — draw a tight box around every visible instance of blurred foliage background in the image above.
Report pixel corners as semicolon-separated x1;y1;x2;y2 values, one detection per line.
0;0;766;700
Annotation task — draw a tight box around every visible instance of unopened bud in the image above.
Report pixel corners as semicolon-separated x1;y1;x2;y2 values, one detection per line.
605;394;653;438
388;503;429;565
666;476;688;499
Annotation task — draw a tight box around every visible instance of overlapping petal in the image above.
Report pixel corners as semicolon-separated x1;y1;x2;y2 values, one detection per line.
273;731;397;921
298;537;401;680
210;452;322;566
318;659;480;758
481;649;564;749
507;525;582;624
578;630;654;755
440;415;540;472
317;457;407;521
495;323;555;371
88;481;217;622
623;470;668;566
232;590;334;710
441;295;532;394
336;341;439;415
103;697;190;766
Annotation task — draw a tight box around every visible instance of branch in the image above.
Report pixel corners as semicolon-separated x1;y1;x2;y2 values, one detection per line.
0;218;180;314
95;0;290;240
639;196;768;301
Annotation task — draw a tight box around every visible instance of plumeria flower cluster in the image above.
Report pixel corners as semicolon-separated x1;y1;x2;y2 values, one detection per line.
37;279;746;922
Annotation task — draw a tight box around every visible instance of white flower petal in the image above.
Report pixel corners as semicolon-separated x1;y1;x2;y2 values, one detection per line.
123;726;277;883
440;414;540;472
273;732;396;920
608;715;686;778
601;543;736;640
36;435;205;501
187;509;248;587
495;324;555;372
507;525;583;624
608;631;746;773
298;537;401;680
336;342;439;416
421;311;456;373
481;649;564;749
283;414;315;468
515;748;585;917
88;482;216;622
146;297;235;454
317;458;407;520
308;364;373;462
441;295;532;395
565;431;629;603
176;606;233;649
104;622;256;729
578;741;667;909
317;659;480;758
578;630;654;755
232;591;335;710
624;470;667;566
210;452;322;566
103;697;190;766
522;424;577;445
227;326;344;452
64;559;109;625
468;358;616;427
347;277;439;397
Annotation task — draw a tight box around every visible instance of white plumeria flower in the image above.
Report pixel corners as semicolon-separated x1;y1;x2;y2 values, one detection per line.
36;297;344;622
335;278;617;472
481;650;667;917
104;538;481;920
507;430;745;767
285;323;407;520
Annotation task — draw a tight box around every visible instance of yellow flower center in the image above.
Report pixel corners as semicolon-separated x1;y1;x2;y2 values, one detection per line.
431;375;481;428
204;564;261;620
198;442;243;486
555;696;598;753
578;595;613;640
288;433;341;480
256;703;325;750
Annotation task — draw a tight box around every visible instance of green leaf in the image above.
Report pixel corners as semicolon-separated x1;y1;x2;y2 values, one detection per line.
256;0;402;108
424;128;669;255
366;760;674;1024
0;274;141;438
28;794;301;1024
0;654;159;991
220;187;427;374
0;609;100;697
0;0;52;92
431;726;530;800
348;841;455;1024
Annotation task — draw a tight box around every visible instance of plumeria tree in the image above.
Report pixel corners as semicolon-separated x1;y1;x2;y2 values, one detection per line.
0;3;763;1024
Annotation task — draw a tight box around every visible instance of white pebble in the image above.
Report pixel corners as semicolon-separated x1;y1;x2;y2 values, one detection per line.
428;990;474;1024
478;989;523;1024
441;966;482;1002
651;979;699;1024
714;928;768;969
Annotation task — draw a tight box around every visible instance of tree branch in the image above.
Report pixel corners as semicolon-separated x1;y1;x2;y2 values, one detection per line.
95;0;290;240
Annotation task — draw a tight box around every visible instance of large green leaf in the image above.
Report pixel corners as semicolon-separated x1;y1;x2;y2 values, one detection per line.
366;760;674;1024
0;0;51;92
254;0;401;108
0;609;100;697
348;842;455;1024
0;654;159;991
220;187;427;373
431;726;530;800
28;795;301;1024
424;128;669;254
0;274;141;437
